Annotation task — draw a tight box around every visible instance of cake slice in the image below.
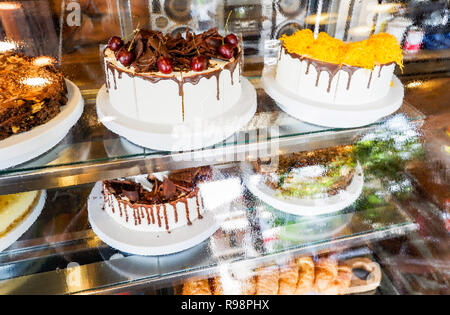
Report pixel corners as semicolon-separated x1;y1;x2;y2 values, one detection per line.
254;145;357;199
0;191;40;237
0;53;67;140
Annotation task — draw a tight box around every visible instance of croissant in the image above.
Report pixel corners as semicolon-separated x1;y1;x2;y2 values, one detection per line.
240;276;257;295
295;256;315;295
336;265;352;294
182;279;212;295
255;266;279;295
314;258;338;294
278;261;299;295
209;277;224;295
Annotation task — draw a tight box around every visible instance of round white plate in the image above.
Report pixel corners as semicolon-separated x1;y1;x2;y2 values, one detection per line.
0;191;46;252
262;66;404;128
88;182;221;256
243;162;364;216
100;240;210;279
0;80;84;170
96;78;257;151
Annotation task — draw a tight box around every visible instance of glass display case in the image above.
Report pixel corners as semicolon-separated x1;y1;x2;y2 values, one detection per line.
0;0;448;296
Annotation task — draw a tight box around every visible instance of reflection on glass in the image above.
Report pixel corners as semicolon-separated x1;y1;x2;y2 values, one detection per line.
0;2;21;10
0;41;16;52
33;56;56;67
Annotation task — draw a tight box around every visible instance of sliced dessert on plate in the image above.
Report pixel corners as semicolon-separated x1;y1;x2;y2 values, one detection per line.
0;53;67;140
276;29;403;105
254;145;357;200
246;145;364;216
103;28;242;124
0;191;41;238
102;166;213;233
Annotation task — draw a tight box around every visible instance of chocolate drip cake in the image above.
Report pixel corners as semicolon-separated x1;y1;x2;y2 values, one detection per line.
276;29;403;105
0;53;67;140
103;28;242;124
102;166;212;232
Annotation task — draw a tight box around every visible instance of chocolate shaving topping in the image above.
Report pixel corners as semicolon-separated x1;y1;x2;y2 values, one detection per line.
162;177;177;200
122;189;139;202
104;167;212;205
116;28;234;73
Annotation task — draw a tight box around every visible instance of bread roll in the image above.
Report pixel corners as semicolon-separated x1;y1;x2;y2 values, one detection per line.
209;277;224;295
240;276;257;295
295;257;315;294
335;265;352;294
181;279;212;295
278;261;299;295
255;266;279;295
314;258;338;294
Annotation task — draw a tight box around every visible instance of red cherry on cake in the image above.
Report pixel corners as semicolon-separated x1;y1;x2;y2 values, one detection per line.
218;44;234;59
117;49;135;67
191;55;208;72
225;34;238;47
157;56;173;74
108;36;124;52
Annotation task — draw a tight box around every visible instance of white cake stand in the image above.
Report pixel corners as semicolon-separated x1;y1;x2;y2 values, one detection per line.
243;162;364;216
262;66;404;128
0;191;46;252
88;182;221;256
96;78;257;151
0;80;84;170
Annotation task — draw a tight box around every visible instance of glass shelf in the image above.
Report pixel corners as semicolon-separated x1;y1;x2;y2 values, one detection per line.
0;76;425;195
0;164;417;295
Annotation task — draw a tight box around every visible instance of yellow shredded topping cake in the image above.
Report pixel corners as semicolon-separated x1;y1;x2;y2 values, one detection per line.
280;29;403;70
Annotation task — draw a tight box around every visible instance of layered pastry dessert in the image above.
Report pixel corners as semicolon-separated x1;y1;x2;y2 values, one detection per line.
103;28;242;124
181;256;381;295
276;29;403;105
0;53;67;140
254;145;356;199
0;191;40;238
102;166;212;232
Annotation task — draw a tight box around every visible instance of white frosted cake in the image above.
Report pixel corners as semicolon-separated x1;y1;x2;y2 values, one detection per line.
103;28;242;124
0;191;40;237
102;167;212;233
276;30;403;105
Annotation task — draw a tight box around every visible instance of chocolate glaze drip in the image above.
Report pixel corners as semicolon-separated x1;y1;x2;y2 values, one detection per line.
163;204;169;231
156;204;161;227
145;208;151;225
283;48;394;93
340;64;360;90
183;198;192;225
367;70;374;89
378;62;394;78
174;202;178;223
195;190;203;219
150;206;155;224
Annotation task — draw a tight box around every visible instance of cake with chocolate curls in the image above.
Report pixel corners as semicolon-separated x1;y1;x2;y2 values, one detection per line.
102;166;212;232
0;53;67;140
103;28;242;124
